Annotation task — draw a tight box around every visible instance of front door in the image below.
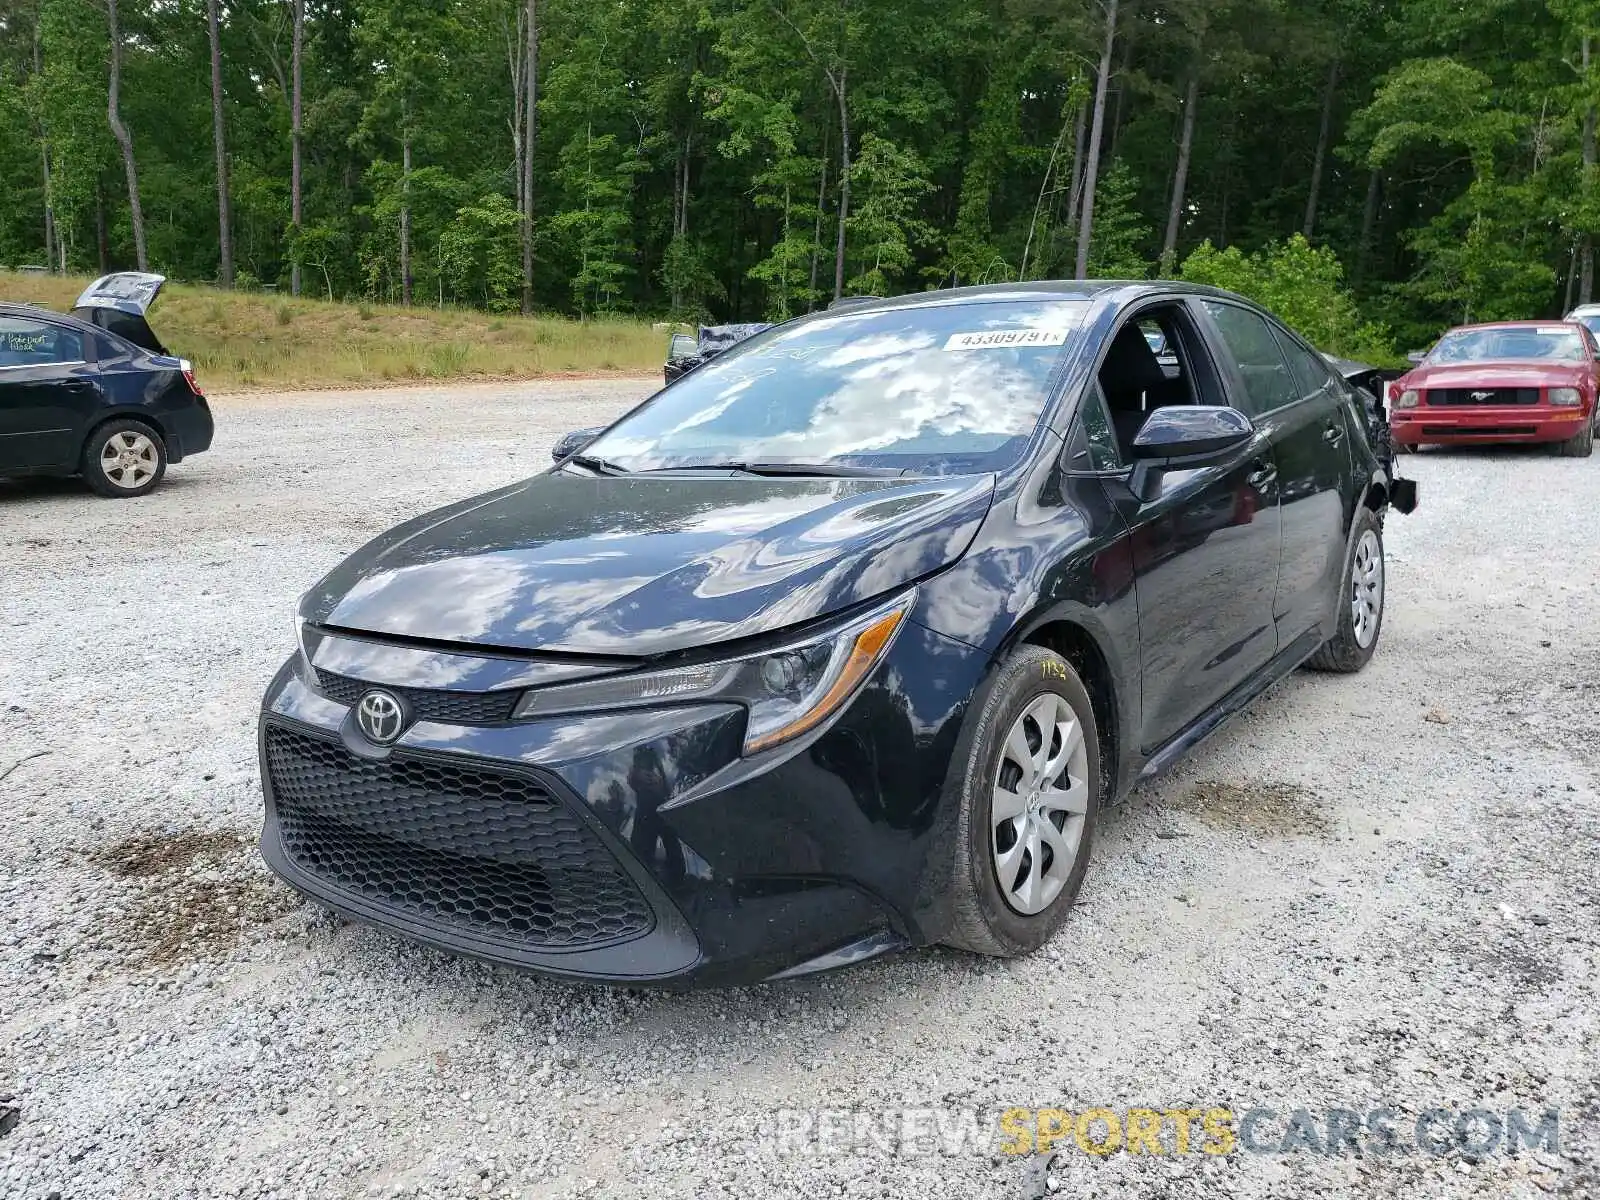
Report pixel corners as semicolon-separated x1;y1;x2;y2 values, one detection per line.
1092;302;1284;754
0;316;94;472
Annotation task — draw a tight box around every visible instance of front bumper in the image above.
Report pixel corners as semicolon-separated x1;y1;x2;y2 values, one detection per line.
257;620;988;987
1391;406;1590;445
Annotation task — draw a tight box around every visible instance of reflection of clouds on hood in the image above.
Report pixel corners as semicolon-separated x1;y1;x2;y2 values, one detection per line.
333;554;531;643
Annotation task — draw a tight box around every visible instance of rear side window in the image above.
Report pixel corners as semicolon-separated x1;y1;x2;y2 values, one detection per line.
0;317;84;368
1202;301;1298;416
1270;325;1339;399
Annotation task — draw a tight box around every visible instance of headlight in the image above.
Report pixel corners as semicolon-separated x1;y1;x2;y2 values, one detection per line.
1549;387;1582;406
291;594;311;670
512;591;914;755
1395;390;1420;409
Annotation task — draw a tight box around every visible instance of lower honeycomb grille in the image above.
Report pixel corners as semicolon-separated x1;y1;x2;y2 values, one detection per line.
263;725;652;949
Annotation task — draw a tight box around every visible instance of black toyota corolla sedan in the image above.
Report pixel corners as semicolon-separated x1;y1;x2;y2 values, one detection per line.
259;282;1415;987
0;272;212;497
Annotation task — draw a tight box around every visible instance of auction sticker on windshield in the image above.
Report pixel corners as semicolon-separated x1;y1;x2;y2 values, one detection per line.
944;328;1070;351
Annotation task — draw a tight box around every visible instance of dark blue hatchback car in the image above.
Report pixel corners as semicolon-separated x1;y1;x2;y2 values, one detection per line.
259;282;1413;988
0;272;212;497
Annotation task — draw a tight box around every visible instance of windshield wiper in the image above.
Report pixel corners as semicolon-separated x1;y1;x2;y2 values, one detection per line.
564;453;630;476
637;461;910;478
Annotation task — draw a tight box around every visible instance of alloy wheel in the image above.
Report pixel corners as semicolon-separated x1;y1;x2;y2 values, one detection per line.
100;431;159;490
990;693;1091;916
1351;528;1384;648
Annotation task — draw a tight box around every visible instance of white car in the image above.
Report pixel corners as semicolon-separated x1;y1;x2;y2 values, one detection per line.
1563;303;1600;338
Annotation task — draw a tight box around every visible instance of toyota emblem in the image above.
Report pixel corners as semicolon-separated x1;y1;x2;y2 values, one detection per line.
355;689;407;744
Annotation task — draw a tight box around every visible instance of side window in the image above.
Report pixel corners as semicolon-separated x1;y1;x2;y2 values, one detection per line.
1269;324;1339;399
1079;383;1123;470
0;317;84;369
1201;301;1297;416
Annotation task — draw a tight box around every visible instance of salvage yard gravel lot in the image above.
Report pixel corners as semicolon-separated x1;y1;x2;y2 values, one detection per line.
2;378;1598;1200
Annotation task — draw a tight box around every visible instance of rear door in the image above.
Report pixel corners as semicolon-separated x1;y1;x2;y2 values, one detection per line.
1199;299;1350;644
0;314;99;471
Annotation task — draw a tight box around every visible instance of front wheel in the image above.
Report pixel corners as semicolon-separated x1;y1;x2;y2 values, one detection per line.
1555;419;1594;458
1306;507;1384;673
83;419;167;497
941;646;1101;958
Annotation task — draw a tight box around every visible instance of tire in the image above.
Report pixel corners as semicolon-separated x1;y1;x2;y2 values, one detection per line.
82;418;167;498
1306;507;1384;673
941;645;1101;958
1555;419;1594;458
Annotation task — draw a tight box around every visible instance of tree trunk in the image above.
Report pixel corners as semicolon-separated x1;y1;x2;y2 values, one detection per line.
1075;0;1118;280
1302;58;1339;239
1162;66;1199;268
1582;37;1596;305
400;132;412;306
96;185;110;272
521;0;538;314
1065;95;1088;242
1107;24;1133;161
832;65;850;299
808;130;828;303
290;0;304;296
207;0;234;286
106;0;147;271
1565;240;1580;314
33;19;56;272
1355;168;1381;284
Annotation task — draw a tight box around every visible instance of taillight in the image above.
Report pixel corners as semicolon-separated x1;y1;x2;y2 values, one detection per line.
179;358;204;396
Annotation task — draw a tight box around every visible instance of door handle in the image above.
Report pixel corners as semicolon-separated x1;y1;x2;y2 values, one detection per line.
1323;423;1345;444
1246;462;1277;490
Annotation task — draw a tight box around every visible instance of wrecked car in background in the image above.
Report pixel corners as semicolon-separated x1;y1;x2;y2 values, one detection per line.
663;322;772;385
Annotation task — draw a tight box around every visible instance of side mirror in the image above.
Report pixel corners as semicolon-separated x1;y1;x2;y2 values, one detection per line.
1130;405;1254;461
551;427;603;462
1406;350;1427;365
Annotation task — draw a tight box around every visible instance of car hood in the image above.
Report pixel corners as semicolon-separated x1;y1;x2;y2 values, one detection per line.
1402;361;1589;390
305;472;996;657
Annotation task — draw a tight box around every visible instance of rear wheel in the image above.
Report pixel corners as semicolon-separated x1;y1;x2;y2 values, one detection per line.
1555;419;1594;458
82;419;167;498
942;646;1100;958
1306;507;1384;673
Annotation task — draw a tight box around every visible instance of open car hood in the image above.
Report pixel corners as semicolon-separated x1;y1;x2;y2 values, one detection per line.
71;272;168;355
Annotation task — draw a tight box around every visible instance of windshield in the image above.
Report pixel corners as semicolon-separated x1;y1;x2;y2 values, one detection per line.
1570;312;1600;337
1429;325;1588;364
583;300;1091;475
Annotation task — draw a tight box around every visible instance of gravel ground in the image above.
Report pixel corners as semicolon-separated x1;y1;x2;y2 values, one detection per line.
2;379;1597;1200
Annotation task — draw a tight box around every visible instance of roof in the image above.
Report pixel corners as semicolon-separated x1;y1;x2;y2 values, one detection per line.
0;302;104;336
804;279;1236;317
1441;319;1585;332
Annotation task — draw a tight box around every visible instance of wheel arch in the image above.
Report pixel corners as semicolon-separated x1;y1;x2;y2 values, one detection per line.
81;407;169;456
1010;615;1125;806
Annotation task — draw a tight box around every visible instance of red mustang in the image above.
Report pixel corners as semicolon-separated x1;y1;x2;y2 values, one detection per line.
1389;320;1598;457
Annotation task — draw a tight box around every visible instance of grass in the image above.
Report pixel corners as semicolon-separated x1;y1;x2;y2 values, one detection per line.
0;270;669;393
